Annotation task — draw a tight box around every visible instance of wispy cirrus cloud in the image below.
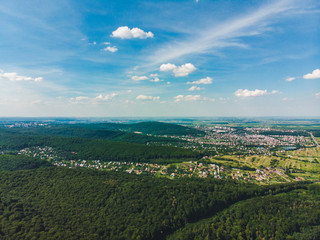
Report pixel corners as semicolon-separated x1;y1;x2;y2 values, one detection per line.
147;0;300;65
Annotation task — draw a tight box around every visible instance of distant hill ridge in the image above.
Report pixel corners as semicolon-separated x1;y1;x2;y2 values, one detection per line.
88;121;204;136
3;121;203;143
11;125;171;144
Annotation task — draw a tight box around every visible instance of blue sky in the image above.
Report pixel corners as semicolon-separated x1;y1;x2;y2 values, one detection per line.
0;0;319;117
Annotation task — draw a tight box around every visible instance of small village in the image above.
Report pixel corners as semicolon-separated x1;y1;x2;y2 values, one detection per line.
17;145;302;184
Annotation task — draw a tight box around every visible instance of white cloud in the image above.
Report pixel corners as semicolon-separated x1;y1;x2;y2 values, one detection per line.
303;68;320;79
174;63;197;77
75;96;89;101
111;26;154;39
174;95;201;102
235;89;266;97
315;92;320;98
70;96;89;102
70;93;119;103
103;46;118;53
270;90;282;94
188;86;202;91
150;77;162;82
160;63;177;72
285;77;295;82
0;69;43;82
136;95;160;101
95;93;118;101
132;75;149;81
235;89;281;98
148;73;162;82
187;77;212;85
106;93;118;100
160;63;197;77
103;42;111;45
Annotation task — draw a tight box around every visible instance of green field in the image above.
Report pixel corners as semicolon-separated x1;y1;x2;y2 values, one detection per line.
210;147;320;182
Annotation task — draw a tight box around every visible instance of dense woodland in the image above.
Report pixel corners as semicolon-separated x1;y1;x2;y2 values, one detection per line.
311;130;320;137
2;125;183;145
83;121;205;136
168;187;320;240
0;130;201;163
0;155;52;171
0;157;311;240
6;121;205;137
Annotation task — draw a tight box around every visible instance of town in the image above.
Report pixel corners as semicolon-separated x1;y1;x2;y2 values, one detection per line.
147;125;314;155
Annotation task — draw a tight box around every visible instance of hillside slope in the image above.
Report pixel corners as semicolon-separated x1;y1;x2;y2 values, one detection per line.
0;166;306;240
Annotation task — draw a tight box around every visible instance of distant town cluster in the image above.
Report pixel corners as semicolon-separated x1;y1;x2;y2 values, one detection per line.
151;126;314;156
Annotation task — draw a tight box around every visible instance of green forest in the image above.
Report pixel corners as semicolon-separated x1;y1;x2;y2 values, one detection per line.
0;130;201;163
1;124;183;144
0;157;314;240
83;121;205;136
168;187;320;240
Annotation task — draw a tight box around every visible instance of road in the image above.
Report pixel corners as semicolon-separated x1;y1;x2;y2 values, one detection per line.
310;132;320;148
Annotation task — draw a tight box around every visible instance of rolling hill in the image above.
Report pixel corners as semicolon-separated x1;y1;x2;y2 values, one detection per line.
84;121;204;136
